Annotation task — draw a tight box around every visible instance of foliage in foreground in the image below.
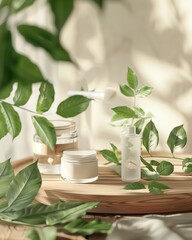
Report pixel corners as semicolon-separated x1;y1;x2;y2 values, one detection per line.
0;159;111;239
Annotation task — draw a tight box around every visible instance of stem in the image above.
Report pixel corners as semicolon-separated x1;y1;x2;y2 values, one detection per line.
143;155;184;161
0;100;38;114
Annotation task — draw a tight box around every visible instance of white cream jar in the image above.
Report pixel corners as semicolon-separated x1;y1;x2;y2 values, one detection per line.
61;150;98;183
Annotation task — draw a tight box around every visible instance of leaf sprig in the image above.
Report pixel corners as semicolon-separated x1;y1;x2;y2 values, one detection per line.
0;159;111;238
100;67;191;194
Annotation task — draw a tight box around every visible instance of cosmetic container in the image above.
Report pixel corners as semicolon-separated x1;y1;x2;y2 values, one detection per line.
33;120;78;174
61;150;98;183
121;125;141;182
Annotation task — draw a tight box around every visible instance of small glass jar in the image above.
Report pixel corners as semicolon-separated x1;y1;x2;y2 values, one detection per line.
33;120;78;174
61;150;98;183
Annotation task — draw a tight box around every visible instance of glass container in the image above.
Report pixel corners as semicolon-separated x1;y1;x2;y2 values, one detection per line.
33;120;78;174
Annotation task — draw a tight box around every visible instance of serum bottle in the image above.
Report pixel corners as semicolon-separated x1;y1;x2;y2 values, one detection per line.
121;125;141;182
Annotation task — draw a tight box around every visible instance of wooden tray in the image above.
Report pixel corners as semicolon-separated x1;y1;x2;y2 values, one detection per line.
13;154;192;215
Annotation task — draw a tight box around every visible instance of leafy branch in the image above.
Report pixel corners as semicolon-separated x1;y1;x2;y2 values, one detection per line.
0;159;111;239
100;67;192;194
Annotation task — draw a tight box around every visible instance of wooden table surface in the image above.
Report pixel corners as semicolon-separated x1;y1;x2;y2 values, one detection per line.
2;153;192;239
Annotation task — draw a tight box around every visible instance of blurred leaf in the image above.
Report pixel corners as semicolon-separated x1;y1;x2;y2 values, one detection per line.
12;0;36;13
17;24;73;62
141;169;160;180
92;0;104;8
150;160;160;166
167;125;187;154
0;102;21;139
6;161;41;211
64;219;112;236
36;81;55;113
14;54;46;83
48;0;74;33
124;182;146;190
0;111;8;139
182;158;192;173
0;23;17;90
134;119;145;134
0;0;13;8
110;143;121;162
140;157;155;172
127;67;138;89
0;82;14;100
46;202;99;225
32;116;56;150
112;106;136;118
137;86;153;97
111;114;130;127
27;227;57;240
119;84;134;97
0;159;14;198
143;120;159;153
100;149;120;165
148;181;171;194
57;95;91;118
132;107;145;117
156;161;174;176
13;82;32;106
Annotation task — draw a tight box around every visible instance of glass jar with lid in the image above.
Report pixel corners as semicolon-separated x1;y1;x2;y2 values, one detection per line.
33;120;78;174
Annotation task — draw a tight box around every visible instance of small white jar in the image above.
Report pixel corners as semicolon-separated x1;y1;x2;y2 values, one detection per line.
61;150;98;183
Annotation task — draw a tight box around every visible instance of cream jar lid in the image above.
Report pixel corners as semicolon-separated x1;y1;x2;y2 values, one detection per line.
62;150;97;163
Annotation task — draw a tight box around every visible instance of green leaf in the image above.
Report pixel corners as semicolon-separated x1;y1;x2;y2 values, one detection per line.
112;106;136;118
36;81;55;113
46;202;99;225
111;114;130;127
57;95;91;118
0;102;21;139
167;125;187;154
119;84;134;97
110;143;121;162
0;81;14;99
14;54;46;83
27;227;57;240
141;169;160;180
8;201;82;225
99;149;120;165
12;0;36;13
150;160;160;166
0;159;14;198
182;158;192;173
143;120;159;153
127;67;138;89
64;219;112;236
156;161;174;176
48;0;74;33
6;161;41;211
140;157;155;172
0;24;17;90
134;119;145;134
32;116;56;150
124;182;146;190
17;24;73;62
0;111;8;139
137;86;153;97
92;0;104;8
132;107;145;117
13;82;32;106
148;181;171;194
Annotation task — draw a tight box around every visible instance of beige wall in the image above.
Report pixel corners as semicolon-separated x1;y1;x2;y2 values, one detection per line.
1;0;192;160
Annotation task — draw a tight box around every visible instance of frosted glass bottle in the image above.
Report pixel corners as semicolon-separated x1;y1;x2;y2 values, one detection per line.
121;125;141;182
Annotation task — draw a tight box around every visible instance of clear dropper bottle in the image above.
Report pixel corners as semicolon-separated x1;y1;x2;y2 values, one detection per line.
121;125;141;182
